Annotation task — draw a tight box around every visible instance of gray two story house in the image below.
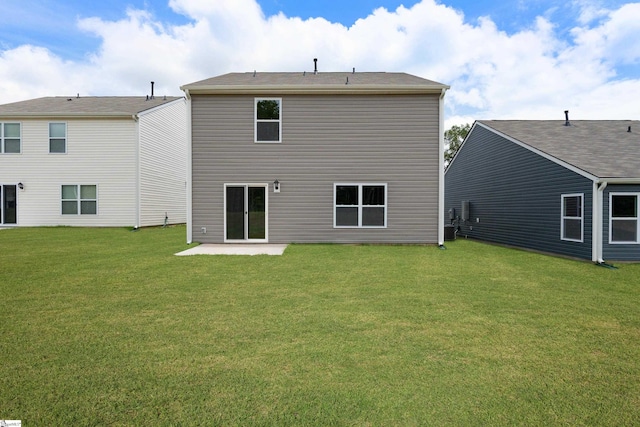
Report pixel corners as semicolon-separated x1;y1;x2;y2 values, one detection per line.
181;71;449;245
445;119;640;262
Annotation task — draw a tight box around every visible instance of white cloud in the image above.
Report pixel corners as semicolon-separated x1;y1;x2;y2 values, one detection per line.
0;0;638;125
0;45;91;100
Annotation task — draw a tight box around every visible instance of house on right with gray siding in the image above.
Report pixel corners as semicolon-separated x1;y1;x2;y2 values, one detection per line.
445;118;640;263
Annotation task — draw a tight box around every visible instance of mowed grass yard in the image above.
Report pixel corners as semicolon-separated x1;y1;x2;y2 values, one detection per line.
1;226;639;426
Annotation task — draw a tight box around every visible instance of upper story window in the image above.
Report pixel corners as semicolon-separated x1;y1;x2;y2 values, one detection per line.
610;193;639;244
255;98;281;143
334;183;387;228
1;123;21;153
49;123;67;153
561;194;583;242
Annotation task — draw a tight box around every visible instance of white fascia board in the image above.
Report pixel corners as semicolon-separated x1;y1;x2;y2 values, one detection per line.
0;113;135;119
596;177;640;184
475;122;599;183
180;84;450;96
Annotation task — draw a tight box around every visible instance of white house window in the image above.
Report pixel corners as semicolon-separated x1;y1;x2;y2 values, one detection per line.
561;194;583;242
334;184;387;228
255;98;281;143
610;193;639;243
62;185;97;215
1;123;21;153
49;123;67;153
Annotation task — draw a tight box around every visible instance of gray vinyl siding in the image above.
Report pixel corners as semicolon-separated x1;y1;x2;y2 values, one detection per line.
603;184;640;261
191;94;441;244
445;125;593;260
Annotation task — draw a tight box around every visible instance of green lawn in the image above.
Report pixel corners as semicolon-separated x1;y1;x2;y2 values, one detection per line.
1;226;638;426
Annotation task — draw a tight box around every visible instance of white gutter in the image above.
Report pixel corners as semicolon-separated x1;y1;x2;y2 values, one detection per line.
592;180;608;263
438;87;447;246
184;89;193;244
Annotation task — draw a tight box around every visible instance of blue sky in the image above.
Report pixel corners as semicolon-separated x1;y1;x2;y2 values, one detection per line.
0;0;638;124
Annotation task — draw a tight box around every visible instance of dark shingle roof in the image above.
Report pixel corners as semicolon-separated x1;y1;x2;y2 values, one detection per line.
0;96;183;117
181;72;448;94
478;120;640;179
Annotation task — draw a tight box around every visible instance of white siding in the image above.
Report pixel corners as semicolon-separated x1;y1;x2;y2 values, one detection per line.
138;99;187;226
0;119;138;226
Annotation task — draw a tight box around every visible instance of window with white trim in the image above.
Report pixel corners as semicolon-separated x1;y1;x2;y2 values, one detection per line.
561;194;583;242
255;98;281;143
609;193;639;243
61;185;97;215
1;122;21;153
49;122;66;153
334;184;387;228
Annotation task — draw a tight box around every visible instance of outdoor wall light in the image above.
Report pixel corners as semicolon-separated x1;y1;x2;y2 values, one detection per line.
18;182;24;190
273;179;280;193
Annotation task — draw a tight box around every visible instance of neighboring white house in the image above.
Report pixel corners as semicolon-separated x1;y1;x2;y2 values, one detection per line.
0;96;187;227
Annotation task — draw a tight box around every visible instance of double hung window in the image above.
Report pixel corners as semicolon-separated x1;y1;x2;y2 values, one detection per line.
255;98;281;143
610;193;639;243
1;123;21;153
561;194;583;242
334;184;387;228
49;123;66;153
62;185;97;215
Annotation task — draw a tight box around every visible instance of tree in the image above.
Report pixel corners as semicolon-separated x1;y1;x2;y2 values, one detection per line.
444;123;471;167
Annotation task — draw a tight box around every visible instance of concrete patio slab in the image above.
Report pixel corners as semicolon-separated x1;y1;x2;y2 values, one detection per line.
175;244;288;256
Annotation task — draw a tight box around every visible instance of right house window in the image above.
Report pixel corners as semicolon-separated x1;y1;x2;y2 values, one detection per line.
610;193;639;243
561;194;583;242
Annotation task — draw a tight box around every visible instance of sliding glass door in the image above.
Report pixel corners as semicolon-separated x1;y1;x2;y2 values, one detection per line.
1;185;17;225
225;184;267;242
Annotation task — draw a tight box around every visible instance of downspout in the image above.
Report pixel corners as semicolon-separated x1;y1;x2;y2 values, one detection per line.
437;88;447;247
184;89;193;244
133;114;141;229
593;180;607;263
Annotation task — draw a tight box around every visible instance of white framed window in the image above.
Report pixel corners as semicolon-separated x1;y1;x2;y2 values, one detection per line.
561;193;583;242
609;193;639;244
61;185;97;215
1;122;21;153
334;183;387;228
49;122;66;153
255;98;281;143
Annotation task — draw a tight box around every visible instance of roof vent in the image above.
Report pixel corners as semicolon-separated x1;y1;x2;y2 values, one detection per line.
352;67;356;74
628;126;632;132
564;110;570;126
346;76;349;85
313;58;318;74
150;81;155;99
253;70;256;77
